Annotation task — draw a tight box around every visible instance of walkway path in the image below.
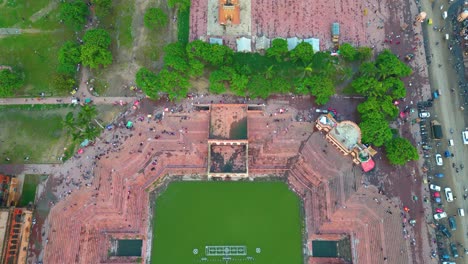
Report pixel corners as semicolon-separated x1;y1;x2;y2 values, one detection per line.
0;68;139;105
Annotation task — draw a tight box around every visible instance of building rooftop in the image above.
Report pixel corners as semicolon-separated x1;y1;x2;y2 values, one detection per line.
219;0;240;25
328;121;361;152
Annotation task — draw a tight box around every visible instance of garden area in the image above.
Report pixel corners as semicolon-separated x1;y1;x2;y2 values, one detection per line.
18;174;47;207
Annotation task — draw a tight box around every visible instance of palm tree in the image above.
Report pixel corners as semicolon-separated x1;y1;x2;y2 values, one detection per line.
264;65;275;80
82;125;101;141
62;112;76;132
297;61;314;80
78;105;97;125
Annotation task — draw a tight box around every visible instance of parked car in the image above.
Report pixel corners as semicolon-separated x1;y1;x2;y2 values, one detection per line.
419;112;431;118
422;145;432;150
445;187;454;202
440;249;450;260
434;212;448;220
430;184;441;191
438;223;451;237
435;173;445;178
450;243;459;258
448;216;457;230
436;154;443;166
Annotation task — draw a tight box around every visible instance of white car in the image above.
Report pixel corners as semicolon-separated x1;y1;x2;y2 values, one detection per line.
429;184;441;192
445;187;454;202
434;212;448;220
462;131;468;145
435;154;443;166
419;112;431;118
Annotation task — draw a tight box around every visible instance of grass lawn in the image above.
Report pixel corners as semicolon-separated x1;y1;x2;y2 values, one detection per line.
0;31;74;96
0;105;74;163
0;0;50;27
151;182;302;264
101;0;134;49
18;174;46;206
177;8;190;45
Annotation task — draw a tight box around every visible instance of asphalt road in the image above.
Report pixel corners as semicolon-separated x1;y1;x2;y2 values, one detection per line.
419;0;468;261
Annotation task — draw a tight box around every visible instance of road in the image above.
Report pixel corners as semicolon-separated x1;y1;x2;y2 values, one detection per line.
0;68;139;105
419;0;468;261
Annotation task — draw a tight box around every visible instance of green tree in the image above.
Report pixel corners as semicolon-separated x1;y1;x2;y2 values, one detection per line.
311;51;337;77
51;73;76;92
356;46;373;61
135;67;159;98
80;29;113;69
59;1;89;30
188;59;204;77
0;68;24;97
339;43;358;61
144;8;168;29
359;117;393;147
379;96;399;119
163;42;189;72
385;137;419;165
357;98;381;117
78;104;98;125
382;77;406;99
248;74;271;99
304;75;335;105
375;49;412;78
271;76;291;94
186;40;211;61
156;69;190;100
206;44;234;66
63;112;77;133
230;73;249;96
82;124;102;140
266;39;288;62
358;61;378;78
290;42;314;63
209;68;231;94
58;41;81;75
91;0;112;17
168;0;191;10
351;76;384;97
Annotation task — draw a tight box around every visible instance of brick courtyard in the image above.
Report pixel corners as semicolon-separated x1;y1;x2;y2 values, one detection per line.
43;101;413;264
190;0;379;50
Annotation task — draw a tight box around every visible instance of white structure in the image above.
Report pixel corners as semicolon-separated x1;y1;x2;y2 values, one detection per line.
236;37;252;52
255;35;270;50
209;37;223;45
303;38;320;52
287;37;301;51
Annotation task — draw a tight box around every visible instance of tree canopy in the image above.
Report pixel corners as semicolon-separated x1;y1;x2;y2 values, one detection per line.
64;105;102;142
385;137;419;165
51;73;76;93
80;29;113;69
59;1;89;30
339;43;358;61
58;41;81;75
144;8;168;29
168;0;191;10
290;42;314;63
304;75;335;105
266;39;288;62
375;49;412;78
91;0;112;17
135;67;159;98
359;117;393;147
0;68;24;97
